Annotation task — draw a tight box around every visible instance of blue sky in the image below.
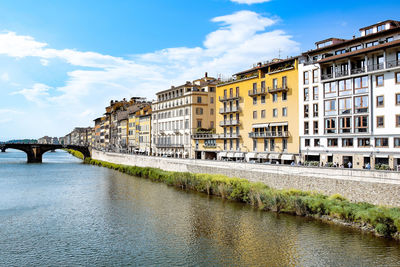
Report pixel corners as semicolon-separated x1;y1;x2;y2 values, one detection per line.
0;0;399;140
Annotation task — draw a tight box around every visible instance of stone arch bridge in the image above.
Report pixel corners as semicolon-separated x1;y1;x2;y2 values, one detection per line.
0;144;91;163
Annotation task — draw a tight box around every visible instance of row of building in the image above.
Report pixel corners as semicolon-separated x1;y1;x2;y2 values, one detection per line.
64;20;400;170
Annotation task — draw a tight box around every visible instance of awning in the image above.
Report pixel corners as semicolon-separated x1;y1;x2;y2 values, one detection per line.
393;155;400;159
258;153;269;159
227;152;235;158
247;152;258;158
219;152;227;157
234;152;244;158
363;154;372;157
269;122;288;127
252;123;269;129
305;152;320;156
281;154;295;161
268;154;281;160
375;154;389;158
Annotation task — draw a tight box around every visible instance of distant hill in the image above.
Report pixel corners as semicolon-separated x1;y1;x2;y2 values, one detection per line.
0;139;38;144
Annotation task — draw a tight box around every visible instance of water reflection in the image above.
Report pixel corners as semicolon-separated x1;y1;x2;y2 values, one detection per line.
0;150;400;266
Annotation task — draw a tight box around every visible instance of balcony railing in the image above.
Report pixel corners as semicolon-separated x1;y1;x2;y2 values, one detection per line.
219;95;240;102
335;70;349;78
248;88;266;96
267;86;289;94
249;131;289;138
219;119;240;126
321;73;333;81
350;67;365;75
219;106;240;114
155;143;184;148
192;133;241;139
367;63;384;72
386;60;400;69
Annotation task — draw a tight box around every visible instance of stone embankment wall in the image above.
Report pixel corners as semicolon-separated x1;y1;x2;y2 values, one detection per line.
92;150;400;206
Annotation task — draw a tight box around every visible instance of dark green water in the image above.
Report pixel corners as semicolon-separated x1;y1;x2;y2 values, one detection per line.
1;150;400;266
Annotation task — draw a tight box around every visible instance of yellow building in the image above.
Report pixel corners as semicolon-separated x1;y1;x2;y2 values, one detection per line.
137;106;152;155
195;58;299;163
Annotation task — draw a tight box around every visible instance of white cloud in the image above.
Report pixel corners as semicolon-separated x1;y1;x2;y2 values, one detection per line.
1;72;9;82
1;10;299;137
230;0;271;4
40;59;49;66
11;83;51;106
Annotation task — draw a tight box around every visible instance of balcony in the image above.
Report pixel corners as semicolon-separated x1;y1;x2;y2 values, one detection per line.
267;86;289;94
248;88;267;96
219;119;240;126
155;143;184;148
192;133;241;139
249;131;289;138
218;133;240;139
350;67;365;75
192;133;215;139
219;106;240;114
219;94;241;102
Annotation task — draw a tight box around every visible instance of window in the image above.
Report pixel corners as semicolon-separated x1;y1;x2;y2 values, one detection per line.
354;76;368;94
396;72;400;84
261;110;266;118
396;115;400;127
313;86;319;100
282;107;287;117
210;121;214;128
253;83;257;90
253;96;257;105
210;97;214;104
335;49;346;55
375;138;389;147
366;41;378;47
282;92;287;101
377;24;386;32
396;93;400;105
304;105;309;118
279;76;287;89
273;108;278;117
376;96;384;107
324;99;336;116
185;119;189;129
313;69;319;83
358;138;370;147
304;71;309;85
339;117;352;133
328;138;338;147
313;104;318;117
304;88;309;101
394;138;400;148
261;95;266;104
305;139;310;147
253;139;257;151
304;122;309;135
376;75;384;87
354;116;368;133
196;108;203;115
313;121;318;134
314;139;320;147
339;98;352;115
270;139;275;151
376;116;384;128
253;111;257;119
342;138;353;147
261;81;265;89
273;93;278;102
197;120;202;128
282;139;288;151
197;96;202;103
325;118;336;134
264;139;269;151
354;95;369;113
324;82;337;98
273;78;278;89
339;79;352;96
350;45;362;52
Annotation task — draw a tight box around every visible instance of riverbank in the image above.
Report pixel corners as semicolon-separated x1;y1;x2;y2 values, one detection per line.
66;149;400;241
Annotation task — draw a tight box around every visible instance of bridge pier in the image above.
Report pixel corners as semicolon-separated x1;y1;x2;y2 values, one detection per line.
27;153;43;163
1;147;5;153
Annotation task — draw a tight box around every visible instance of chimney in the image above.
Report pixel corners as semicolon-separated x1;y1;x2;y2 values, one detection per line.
257;62;262;67
205;72;208;78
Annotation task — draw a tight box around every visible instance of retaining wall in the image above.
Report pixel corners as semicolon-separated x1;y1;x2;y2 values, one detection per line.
92;150;400;206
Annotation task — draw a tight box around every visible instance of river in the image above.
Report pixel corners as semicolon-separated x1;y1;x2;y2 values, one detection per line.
1;149;400;266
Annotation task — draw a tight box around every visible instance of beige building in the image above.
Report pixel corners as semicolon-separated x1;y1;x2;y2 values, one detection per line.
151;73;217;158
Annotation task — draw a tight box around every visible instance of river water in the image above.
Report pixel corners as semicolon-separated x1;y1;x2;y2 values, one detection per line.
1;150;400;266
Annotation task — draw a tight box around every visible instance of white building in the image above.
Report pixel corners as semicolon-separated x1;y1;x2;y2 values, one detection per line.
299;20;400;170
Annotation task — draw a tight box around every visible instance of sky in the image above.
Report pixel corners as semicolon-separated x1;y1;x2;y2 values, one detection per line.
0;0;399;140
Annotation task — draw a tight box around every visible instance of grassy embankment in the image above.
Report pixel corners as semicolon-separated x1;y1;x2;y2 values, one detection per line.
66;149;400;239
